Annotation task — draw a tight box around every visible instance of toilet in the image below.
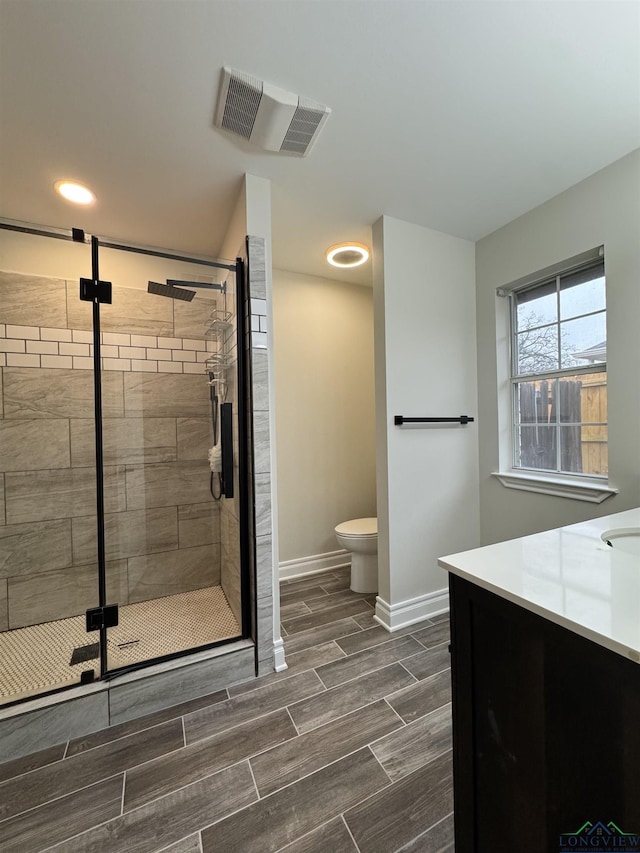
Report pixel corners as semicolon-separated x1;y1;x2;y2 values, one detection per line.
334;517;378;593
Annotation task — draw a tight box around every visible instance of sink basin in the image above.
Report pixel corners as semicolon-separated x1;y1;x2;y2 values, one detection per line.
601;527;640;557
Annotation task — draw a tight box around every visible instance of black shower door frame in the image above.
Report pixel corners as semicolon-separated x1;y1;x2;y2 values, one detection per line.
78;230;253;681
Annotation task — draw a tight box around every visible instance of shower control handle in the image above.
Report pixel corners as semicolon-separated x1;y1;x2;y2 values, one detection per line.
220;402;234;499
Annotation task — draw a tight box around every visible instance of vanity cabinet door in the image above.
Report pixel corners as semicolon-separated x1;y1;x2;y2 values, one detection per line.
450;576;547;852
544;632;640;834
450;575;640;853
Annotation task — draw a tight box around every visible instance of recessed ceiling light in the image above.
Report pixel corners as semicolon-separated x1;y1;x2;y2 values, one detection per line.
54;180;96;205
326;242;370;268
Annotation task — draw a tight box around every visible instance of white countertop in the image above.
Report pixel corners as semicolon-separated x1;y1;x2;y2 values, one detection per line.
438;507;640;664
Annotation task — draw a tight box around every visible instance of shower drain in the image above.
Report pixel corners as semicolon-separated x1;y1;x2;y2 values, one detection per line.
69;642;100;665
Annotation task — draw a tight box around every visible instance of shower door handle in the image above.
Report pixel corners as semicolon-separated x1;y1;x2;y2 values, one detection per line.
220;402;234;499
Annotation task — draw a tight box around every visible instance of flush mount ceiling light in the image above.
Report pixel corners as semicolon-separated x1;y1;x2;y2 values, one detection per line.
54;180;96;205
326;242;370;268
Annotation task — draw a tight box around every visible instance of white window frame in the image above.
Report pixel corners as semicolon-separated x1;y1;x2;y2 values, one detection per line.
492;247;617;503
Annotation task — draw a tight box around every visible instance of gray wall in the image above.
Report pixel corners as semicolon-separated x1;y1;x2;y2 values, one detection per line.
476;149;640;544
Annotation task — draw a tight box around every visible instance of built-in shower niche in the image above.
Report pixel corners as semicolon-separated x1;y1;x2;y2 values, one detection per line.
0;268;244;703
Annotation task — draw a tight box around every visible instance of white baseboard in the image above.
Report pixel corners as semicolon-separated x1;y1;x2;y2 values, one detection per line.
273;637;287;672
279;549;350;581
374;588;449;631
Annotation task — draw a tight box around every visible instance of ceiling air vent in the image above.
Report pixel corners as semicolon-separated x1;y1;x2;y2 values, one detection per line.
280;98;329;155
219;69;262;140
215;67;330;157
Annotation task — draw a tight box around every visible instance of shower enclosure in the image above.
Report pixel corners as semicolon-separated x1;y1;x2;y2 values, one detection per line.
0;223;254;707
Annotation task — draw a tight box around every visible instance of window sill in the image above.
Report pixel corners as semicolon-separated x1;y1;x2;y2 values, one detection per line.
492;471;618;503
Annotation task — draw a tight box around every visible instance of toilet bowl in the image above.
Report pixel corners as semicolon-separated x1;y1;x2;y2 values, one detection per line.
334;517;378;593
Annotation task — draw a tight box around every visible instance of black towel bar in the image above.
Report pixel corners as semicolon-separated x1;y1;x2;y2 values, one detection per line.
394;415;475;425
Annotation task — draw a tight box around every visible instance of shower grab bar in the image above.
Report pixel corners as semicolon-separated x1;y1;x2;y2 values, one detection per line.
394;415;475;425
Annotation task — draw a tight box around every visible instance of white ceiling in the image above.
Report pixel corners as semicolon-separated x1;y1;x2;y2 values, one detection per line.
1;1;638;286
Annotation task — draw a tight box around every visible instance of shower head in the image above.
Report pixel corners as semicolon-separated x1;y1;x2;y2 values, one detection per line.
147;281;196;301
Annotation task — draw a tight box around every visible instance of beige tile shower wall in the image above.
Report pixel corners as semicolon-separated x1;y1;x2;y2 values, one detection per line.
0;271;222;629
220;507;241;627
0;579;7;632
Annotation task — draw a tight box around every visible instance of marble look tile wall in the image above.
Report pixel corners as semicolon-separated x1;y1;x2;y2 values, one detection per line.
5;466;127;525
127;544;219;604
0;419;70;471
0;688;110;759
66;283;175;337
221;507;241;627
0;274;68;328
0;519;73;576
178;503;220;548
254;473;272;540
123;374;212;417
8;559;129;628
250;350;269;412
216;247;272;643
71;418;178;467
246;236;276;676
70;508;179;564
176;418;211;461
108;645;255;726
125;461;213;509
3;368;124;418
0;271;224;630
0;578;8;632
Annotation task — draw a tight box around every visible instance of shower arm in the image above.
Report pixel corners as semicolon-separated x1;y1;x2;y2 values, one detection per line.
167;280;226;293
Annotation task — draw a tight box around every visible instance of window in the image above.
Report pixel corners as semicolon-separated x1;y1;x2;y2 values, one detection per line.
510;259;607;478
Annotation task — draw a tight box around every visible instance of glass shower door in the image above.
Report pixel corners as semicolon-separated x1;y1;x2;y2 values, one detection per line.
0;234;105;706
0;223;250;707
94;242;246;674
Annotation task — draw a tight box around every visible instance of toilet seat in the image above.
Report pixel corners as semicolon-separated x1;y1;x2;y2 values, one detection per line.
334;517;377;537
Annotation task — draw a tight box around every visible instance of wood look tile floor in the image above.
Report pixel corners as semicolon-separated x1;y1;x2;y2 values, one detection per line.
0;568;454;853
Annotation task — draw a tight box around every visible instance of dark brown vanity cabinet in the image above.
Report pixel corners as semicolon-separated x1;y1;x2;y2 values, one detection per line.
449;574;640;852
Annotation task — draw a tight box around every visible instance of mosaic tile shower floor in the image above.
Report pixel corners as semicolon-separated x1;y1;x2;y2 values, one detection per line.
0;586;240;705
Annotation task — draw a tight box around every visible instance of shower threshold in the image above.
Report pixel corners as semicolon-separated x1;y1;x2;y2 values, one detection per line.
0;586;241;707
